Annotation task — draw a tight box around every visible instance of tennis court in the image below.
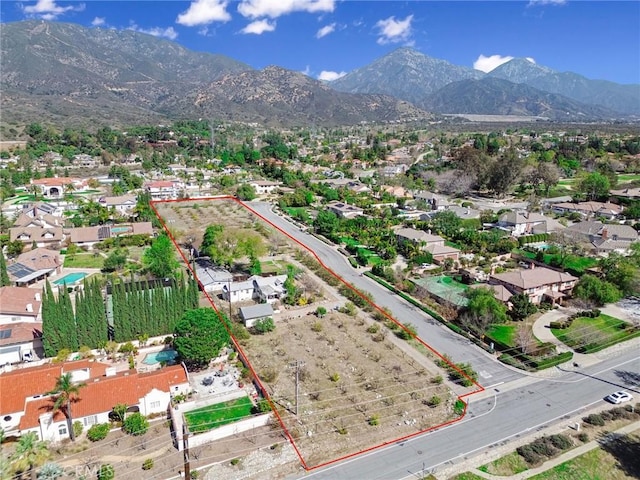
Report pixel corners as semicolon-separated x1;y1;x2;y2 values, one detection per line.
413;275;469;306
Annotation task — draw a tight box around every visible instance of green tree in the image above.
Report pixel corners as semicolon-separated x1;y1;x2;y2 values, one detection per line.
466;287;508;324
10;432;50;480
509;293;537;321
0;252;9;286
577;172;610;201
48;373;86;442
252;317;275;334
174;308;230;368
142;234;179;278
112;403;128;423
236;184;256;201
598;252;639;296
313;210;339;237
122;412;149;436
102;249;127;272
574;274;622;306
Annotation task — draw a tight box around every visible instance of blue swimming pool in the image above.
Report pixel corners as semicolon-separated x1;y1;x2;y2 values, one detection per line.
111;226;131;234
53;272;88;285
142;350;178;365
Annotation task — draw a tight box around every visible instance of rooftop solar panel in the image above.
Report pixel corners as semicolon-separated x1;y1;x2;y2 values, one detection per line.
0;329;12;340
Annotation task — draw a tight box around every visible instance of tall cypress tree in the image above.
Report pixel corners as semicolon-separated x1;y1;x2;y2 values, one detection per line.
75;285;89;347
0;252;10;286
58;285;79;351
42;280;62;357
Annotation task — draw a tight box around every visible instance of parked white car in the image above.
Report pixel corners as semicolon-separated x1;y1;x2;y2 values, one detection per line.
605;391;633;404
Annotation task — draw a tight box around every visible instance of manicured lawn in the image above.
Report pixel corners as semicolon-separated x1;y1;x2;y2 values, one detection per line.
551;314;639;353
63;253;104;269
283;207;307;217
340;237;361;248
184;396;254;434
528;440;636;480
486;324;517;347
518;250;597;274
616;173;640;182
261;260;286;274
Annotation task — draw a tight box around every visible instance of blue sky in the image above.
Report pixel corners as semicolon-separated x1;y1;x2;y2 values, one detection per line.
2;0;639;84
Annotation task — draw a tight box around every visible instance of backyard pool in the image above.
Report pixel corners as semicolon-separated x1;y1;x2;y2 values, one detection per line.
142;350;178;365
53;272;88;285
111;226;132;234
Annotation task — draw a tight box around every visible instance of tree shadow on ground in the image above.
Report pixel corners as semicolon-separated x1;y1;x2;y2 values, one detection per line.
614;369;640;387
597;431;640;478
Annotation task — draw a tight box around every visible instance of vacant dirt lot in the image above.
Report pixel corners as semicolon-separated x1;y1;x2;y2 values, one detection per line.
154;198;459;468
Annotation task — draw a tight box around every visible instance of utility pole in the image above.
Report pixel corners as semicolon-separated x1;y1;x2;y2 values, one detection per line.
289;360;305;416
182;423;191;480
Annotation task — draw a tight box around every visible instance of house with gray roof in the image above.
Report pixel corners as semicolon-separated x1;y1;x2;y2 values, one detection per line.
566;221;638;255
497;211;563;236
239;303;274;328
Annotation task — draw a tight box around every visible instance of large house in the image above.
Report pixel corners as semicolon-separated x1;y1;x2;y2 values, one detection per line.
326;201;365;219
98;194;137;215
414;192;451;211
552;201;623;220
0;360;189;442
249;180;281;195
222;275;288;304
30;177;85;199
67;222;154;249
497;211;563;237
9;225;65;249
0;286;43;365
7;248;62;286
395;228;460;264
145;180;181;201
565;221;639;254
490;266;578;305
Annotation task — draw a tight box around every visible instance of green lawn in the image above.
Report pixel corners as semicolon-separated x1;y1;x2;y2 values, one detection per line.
449;474;486;480
261;260;285;274
486;324;517;347
63;254;104;269
184;396;254;434
518;250;597;274
552;314;639;353
340;237;361;248
528;442;634;480
283;207;307;217
479;451;529;476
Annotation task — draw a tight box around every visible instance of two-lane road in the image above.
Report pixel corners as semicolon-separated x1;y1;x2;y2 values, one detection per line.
249;201;522;386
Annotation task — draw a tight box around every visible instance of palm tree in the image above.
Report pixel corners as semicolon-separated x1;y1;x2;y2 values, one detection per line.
48;373;85;442
10;432;50;480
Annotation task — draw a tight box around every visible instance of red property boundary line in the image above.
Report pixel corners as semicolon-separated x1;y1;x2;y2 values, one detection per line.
149;196;485;472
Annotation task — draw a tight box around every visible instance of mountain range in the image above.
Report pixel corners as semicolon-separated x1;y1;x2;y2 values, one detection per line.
1;20;638;130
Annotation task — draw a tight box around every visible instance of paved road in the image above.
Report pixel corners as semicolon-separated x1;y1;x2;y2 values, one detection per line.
249;201;521;386
293;349;640;480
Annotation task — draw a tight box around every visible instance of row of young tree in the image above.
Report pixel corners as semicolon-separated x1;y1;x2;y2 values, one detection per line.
111;277;199;343
42;276;199;355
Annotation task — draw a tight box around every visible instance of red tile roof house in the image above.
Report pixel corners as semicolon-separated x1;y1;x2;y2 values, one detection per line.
0;287;44;365
489;265;578;305
0;361;190;442
145;180;181;200
30;177;85;199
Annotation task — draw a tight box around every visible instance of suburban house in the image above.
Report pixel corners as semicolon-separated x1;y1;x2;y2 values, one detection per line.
381;185;413;199
497;211;564;236
239;303;274;328
145;180;181;201
98;194;137;215
193;259;233;293
552;201;624;220
30;177;85;199
9;226;65;249
610;187;640;200
490;266;578;305
395;227;461;264
67;222;154;249
7;248;62;286
414;192;451;211
469;283;513;307
565;221;639;254
222;275;288;304
249;180;281;195
0;361;189;442
326;201;365;219
20;202;61;218
0;286;43;365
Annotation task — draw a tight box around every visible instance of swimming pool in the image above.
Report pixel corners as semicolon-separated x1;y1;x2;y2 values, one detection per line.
142;350;178;365
53;272;88;285
111;226;131;234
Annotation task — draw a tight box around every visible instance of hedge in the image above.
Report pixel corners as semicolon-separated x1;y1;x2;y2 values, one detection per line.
518;233;549;246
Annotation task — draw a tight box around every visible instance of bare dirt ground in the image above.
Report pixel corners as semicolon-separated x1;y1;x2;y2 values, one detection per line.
145;199;460;473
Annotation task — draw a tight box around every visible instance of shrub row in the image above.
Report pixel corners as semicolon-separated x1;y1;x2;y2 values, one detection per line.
518;233;549;246
551;309;601;330
516;434;573;466
498;350;573;371
583;405;639;427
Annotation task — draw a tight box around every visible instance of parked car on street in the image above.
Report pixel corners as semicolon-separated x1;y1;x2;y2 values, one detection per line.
605;391;633;404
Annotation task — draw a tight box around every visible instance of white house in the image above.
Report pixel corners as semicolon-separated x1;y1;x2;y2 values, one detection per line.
249;180;281;195
145;180;180;201
222;279;255;303
239;303;274;328
99;194;137;214
0;361;189;442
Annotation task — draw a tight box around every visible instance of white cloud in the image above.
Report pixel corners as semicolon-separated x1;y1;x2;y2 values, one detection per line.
316;22;335;38
527;0;566;6
22;0;85;19
128;23;179;40
375;14;413;45
473;54;514;73
238;0;335;19
301;65;311;76
526;57;536;64
240;19;276;34
176;0;231;27
91;17;105;26
318;70;346;81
